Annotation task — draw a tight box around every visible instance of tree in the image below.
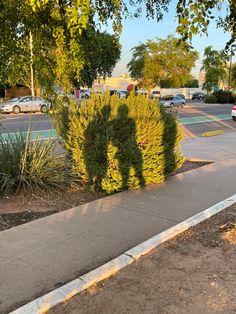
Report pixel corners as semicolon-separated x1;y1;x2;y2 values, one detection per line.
77;30;121;88
127;36;198;91
201;46;229;93
184;78;199;88
29;0;235;50
0;0;234;94
0;1;121;93
126;44;147;84
232;64;236;88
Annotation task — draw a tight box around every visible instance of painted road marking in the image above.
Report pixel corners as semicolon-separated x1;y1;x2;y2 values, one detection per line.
179;114;231;125
0;129;58;142
0;114;232;142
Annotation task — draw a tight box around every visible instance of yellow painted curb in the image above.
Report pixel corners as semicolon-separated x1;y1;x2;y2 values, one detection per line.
186;158;213;163
202;130;224;137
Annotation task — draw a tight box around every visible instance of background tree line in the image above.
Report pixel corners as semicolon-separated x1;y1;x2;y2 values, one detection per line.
0;0;234;94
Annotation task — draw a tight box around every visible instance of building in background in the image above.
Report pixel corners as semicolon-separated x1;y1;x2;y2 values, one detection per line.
198;71;205;89
93;74;136;92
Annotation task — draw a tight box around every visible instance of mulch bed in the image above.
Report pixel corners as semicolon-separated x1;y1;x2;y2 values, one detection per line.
0;160;210;232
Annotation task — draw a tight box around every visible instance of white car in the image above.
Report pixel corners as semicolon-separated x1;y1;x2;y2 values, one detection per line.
150;90;161;99
0;96;50;114
80;89;91;100
232;105;236;121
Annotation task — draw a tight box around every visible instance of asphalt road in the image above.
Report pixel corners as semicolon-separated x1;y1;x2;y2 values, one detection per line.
0;113;52;134
0;103;235;139
177;103;236;138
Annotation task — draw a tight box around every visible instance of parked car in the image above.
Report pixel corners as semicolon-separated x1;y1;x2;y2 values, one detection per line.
176;93;185;99
150;90;161;99
0;96;50;114
118;91;128;98
232;105;236;121
192;92;205;100
137;90;147;96
159;95;185;108
108;89;118;96
80;89;91;99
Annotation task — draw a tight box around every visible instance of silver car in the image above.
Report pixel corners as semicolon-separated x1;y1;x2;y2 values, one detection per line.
159;95;185;108
0;96;49;114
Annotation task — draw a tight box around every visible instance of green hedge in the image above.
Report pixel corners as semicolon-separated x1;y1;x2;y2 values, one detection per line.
205;94;217;103
213;90;236;104
52;94;184;193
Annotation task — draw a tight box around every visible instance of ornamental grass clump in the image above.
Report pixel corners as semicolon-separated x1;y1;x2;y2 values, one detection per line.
52;93;184;193
0;132;75;195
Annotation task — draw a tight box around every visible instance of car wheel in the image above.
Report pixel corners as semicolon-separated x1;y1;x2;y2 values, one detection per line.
85;94;89;99
170;103;174;108
233;116;236;121
40;105;47;113
181;102;184;108
13;106;20;114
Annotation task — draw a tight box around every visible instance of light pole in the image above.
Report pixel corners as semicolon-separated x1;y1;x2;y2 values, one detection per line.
29;31;35;100
228;45;236;104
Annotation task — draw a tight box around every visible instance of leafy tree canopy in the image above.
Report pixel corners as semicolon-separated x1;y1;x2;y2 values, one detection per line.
29;0;235;49
201;46;229;92
184;78;199;88
231;64;236;88
77;30;121;88
0;0;235;93
0;1;120;92
127;36;198;90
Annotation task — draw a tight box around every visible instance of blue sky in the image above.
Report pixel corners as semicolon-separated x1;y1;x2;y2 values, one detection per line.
102;1;234;77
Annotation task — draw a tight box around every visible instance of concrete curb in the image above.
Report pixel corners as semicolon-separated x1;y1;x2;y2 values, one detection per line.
10;193;236;314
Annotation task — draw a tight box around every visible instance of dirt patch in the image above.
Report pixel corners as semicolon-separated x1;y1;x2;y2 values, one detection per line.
0;160;209;231
0;189;103;231
49;204;236;314
174;159;211;175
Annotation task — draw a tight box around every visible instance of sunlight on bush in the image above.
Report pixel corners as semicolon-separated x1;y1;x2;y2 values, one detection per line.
52;94;184;193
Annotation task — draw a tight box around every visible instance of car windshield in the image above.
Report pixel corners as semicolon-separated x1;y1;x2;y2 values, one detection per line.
161;96;173;101
8;97;21;102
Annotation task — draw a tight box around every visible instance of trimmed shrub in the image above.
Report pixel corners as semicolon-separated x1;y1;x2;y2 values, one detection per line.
213;90;236;104
52;94;184;193
205;94;217;103
0;133;75;195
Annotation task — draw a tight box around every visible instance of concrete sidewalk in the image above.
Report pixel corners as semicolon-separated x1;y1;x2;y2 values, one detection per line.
182;131;236;161
1;132;236;313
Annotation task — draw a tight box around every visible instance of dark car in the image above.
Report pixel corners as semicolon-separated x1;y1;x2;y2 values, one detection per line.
109;90;118;96
192;92;205;100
